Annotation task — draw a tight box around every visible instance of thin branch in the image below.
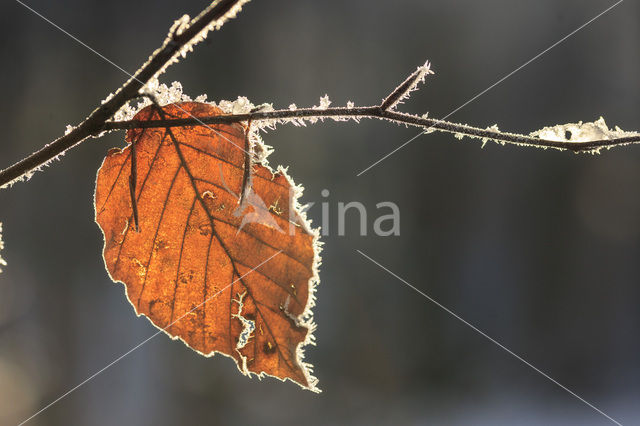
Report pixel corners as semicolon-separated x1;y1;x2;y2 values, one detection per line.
99;106;640;153
380;62;434;111
0;0;250;189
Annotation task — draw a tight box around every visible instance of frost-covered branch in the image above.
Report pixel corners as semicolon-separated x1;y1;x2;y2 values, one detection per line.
0;0;250;189
380;64;434;111
101;105;640;153
99;65;640;154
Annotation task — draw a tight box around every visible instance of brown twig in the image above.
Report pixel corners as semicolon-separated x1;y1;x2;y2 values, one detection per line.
98;106;640;153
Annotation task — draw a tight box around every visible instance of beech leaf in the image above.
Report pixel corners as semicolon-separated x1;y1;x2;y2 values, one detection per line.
95;102;320;391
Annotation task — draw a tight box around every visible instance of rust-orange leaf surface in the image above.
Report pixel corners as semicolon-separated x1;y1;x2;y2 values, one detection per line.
95;102;320;391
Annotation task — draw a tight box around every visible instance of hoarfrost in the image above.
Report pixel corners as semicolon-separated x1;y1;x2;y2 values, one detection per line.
482;124;500;148
0;147;68;189
232;292;255;351
113;80;197;122
320;95;331;109
0;222;6;273
446;117;638;152
530;117;639;142
137;0;253;84
218;96;259;115
316;95;331;110
382;61;434;110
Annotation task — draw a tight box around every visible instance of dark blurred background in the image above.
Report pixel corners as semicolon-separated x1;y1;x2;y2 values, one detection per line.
1;0;639;425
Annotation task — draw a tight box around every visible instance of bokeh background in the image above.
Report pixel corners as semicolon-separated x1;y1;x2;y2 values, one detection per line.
1;0;639;424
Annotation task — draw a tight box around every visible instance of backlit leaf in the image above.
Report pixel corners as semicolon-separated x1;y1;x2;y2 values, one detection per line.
95;102;320;391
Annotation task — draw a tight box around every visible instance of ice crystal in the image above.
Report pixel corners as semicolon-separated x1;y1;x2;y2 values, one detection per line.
316;95;332;110
113;80;197;122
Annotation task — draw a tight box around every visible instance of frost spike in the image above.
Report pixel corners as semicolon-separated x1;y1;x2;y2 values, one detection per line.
380;61;434;111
